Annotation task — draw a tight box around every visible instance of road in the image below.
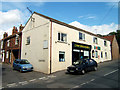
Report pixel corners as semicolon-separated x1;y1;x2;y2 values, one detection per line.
1;59;119;89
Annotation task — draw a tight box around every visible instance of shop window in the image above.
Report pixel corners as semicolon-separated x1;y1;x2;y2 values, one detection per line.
15;36;19;45
105;52;107;59
104;41;107;46
79;32;85;40
101;52;103;58
59;51;65;62
6;51;9;59
92;50;94;58
1;40;3;49
58;32;67;42
7;40;10;47
95;51;98;58
93;37;98;44
26;36;30;45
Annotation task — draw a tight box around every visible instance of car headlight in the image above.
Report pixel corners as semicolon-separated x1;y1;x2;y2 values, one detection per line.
22;67;25;69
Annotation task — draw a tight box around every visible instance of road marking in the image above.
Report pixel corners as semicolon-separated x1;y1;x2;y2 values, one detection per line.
7;83;17;87
48;75;56;78
29;79;36;82
39;77;46;80
80;83;86;86
73;85;79;88
104;69;118;76
18;81;28;85
90;79;95;82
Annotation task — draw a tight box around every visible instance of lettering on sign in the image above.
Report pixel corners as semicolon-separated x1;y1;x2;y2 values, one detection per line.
74;44;90;49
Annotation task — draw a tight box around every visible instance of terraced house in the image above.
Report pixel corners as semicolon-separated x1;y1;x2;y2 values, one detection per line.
0;24;24;65
21;12;111;74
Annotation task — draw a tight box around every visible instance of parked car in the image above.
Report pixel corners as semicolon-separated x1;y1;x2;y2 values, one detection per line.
13;59;33;72
67;59;98;74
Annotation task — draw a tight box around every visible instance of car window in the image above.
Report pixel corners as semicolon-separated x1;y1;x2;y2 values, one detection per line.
85;60;90;64
20;60;30;64
14;60;19;64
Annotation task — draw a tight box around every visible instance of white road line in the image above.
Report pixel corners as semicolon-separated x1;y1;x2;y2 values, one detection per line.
48;75;56;78
7;83;17;87
18;81;28;85
29;79;36;82
73;85;79;88
104;69;118;76
90;79;95;82
80;83;86;86
39;77;46;80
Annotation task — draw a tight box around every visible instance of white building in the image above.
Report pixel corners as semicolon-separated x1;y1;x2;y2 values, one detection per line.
21;12;111;74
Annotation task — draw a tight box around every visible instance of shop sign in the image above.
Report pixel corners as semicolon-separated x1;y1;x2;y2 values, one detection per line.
94;46;100;50
74;44;90;50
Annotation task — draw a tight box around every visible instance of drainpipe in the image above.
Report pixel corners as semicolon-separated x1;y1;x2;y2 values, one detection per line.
50;19;52;74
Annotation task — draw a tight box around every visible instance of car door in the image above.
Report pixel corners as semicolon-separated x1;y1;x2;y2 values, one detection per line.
15;61;20;70
89;59;95;70
85;60;91;71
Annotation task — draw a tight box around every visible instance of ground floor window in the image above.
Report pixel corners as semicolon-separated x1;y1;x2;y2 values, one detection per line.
95;51;98;58
59;51;65;62
6;51;9;59
101;51;103;58
105;52;107;59
92;50;94;58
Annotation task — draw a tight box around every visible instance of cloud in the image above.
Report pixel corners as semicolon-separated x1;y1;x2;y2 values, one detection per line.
69;21;118;35
86;16;96;19
78;14;96;20
0;9;30;39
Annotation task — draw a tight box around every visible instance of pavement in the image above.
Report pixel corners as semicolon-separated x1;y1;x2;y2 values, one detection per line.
1;59;120;89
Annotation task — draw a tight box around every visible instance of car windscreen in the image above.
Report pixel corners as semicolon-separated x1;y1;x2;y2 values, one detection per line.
20;60;30;64
73;60;83;65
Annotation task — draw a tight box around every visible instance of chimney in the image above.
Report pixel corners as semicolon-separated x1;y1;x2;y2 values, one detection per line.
12;26;18;35
3;32;8;38
19;24;24;32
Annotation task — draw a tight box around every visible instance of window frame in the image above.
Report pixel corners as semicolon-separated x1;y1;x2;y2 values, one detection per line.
15;36;19;45
26;36;30;45
59;51;65;62
93;37;98;44
7;40;10;47
58;32;67;42
79;32;85;40
104;40;107;46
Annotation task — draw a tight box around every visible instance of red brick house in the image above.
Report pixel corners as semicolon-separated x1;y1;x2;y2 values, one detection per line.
0;24;24;65
103;35;119;60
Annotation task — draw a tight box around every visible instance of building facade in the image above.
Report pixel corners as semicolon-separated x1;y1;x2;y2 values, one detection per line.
1;24;24;65
103;35;119;60
21;12;111;74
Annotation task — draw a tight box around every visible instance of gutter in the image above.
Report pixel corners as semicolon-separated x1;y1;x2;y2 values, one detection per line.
50;19;52;74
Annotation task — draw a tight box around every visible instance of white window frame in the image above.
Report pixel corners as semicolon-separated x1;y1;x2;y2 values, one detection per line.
79;32;85;40
59;51;65;62
15;36;19;45
7;40;10;47
58;32;67;42
93;37;98;44
104;40;107;46
6;51;9;59
26;36;30;45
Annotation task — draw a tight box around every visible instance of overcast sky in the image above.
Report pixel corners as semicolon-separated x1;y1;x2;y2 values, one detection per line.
0;1;119;39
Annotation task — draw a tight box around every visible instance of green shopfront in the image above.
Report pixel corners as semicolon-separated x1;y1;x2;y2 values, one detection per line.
72;42;92;63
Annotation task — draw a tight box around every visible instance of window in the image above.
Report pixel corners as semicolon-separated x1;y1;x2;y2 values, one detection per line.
93;37;98;44
95;51;98;58
6;51;9;58
43;40;48;49
79;32;85;40
26;36;30;45
58;32;67;42
101;52;103;58
15;36;19;45
92;50;94;58
104;41;107;46
105;52;107;59
7;40;10;47
59;51;65;62
1;40;3;49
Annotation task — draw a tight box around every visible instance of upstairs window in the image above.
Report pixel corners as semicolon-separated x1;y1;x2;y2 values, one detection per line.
93;37;98;44
58;32;67;42
95;51;98;58
104;40;107;46
101;51;103;58
7;40;10;47
15;36;19;45
26;36;30;45
79;32;85;40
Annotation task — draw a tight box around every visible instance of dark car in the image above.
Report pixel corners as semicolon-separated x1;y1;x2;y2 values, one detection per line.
67;59;98;74
13;59;33;72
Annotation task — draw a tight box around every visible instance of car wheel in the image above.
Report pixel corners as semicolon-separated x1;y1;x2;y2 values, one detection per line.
81;70;85;75
94;66;97;71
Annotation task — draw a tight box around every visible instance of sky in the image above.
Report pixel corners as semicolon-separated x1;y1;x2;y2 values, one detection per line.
0;1;119;39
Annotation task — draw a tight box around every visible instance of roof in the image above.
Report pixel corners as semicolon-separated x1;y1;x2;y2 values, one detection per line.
1;32;22;41
103;35;115;43
33;12;110;42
